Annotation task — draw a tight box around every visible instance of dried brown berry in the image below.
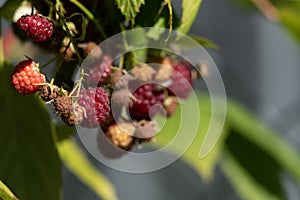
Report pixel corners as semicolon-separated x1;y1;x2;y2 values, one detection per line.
61;106;84;126
39;84;60;101
106;123;135;150
52;95;72;116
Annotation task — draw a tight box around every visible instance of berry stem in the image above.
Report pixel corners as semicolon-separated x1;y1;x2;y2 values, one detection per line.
69;68;86;98
68;0;107;39
40;55;59;69
46;0;83;64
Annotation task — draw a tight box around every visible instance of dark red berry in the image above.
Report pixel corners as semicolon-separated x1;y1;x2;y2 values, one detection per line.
77;87;110;128
11;60;45;94
129;83;165;120
17;14;53;42
168;61;192;99
88;55;112;85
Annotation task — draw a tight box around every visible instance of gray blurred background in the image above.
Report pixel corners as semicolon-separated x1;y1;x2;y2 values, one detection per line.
61;0;300;199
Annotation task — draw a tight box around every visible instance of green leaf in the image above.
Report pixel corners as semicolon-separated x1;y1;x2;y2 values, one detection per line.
221;150;281;200
226;100;300;187
57;138;118;200
0;0;23;21
0;62;61;200
278;5;300;43
177;0;203;34
226;132;283;198
0;180;19;200
154;93;228;181
116;0;145;21
147;17;166;40
55;125;75;141
189;35;218;49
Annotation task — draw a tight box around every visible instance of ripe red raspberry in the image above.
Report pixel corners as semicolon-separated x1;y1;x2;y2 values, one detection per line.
11;60;46;95
168;61;193;99
77;87;111;128
88;55;112;85
129;83;165;120
17;14;53;42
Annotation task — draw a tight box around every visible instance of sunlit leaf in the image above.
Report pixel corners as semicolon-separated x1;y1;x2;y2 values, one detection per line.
177;0;203;34
116;0;145;20
57;138;118;200
0;180;19;200
278;5;300;43
226;100;300;187
189;35;218;49
154;93;228;181
0;62;61;200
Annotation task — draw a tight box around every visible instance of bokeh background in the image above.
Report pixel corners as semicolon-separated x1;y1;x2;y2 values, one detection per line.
2;0;300;199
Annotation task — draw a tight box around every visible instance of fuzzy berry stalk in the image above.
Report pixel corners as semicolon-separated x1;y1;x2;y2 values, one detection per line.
11;60;46;94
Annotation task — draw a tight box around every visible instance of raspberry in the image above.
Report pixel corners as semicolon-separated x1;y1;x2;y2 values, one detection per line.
163;96;178;117
39;84;60;101
77;87;110;128
61;105;84;126
168;61;192;99
106;123;135;150
11;60;45;95
131;64;156;82
52;95;72;116
88;55;112;85
17;14;53;42
111;89;132;108
129;83;165;120
109;69;123;86
134;120;157;142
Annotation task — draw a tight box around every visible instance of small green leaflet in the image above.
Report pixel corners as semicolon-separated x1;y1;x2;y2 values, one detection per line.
116;0;145;20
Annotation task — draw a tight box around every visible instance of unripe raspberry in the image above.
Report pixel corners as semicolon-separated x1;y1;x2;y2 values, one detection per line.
131;64;156;82
106;123;135;150
163;96;178;117
111;89;132;108
154;58;172;82
134;120;157;142
17;14;53;42
11;60;45;95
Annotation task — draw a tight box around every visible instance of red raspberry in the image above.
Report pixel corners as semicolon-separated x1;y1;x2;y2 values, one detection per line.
129;83;165;120
88;55;112;85
168;61;192;99
77;87;111;128
11;60;46;95
17;14;53;42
